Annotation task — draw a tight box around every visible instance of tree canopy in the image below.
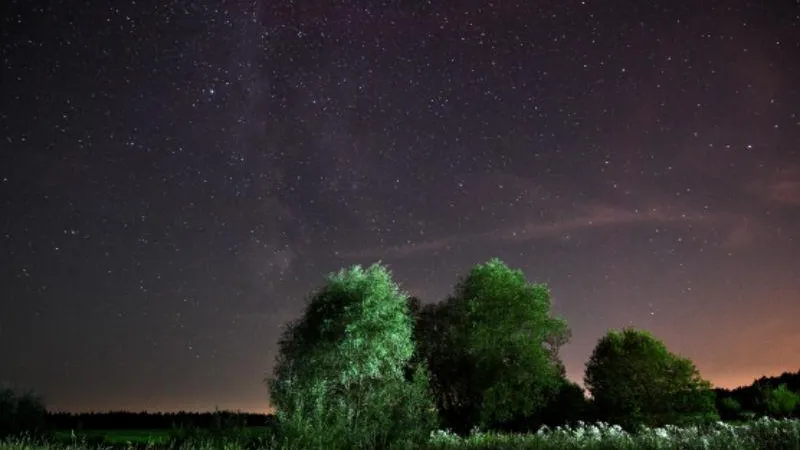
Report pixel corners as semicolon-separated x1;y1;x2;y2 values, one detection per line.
584;327;717;429
267;263;436;449
417;258;570;432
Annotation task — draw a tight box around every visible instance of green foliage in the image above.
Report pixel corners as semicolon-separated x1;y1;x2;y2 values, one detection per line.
497;379;590;433
267;263;436;449
418;258;570;433
718;370;800;418
584;328;718;430
385;363;440;445
764;384;800;418
539;380;590;427
0;384;47;439
717;396;744;420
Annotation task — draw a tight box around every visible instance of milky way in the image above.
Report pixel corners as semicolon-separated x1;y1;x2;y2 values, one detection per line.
1;1;799;413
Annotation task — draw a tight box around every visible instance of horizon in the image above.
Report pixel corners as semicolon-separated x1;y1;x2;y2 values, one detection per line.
31;364;800;415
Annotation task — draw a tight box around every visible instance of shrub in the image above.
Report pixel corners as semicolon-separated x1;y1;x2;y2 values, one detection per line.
718;396;743;421
764;384;800;418
0;383;47;439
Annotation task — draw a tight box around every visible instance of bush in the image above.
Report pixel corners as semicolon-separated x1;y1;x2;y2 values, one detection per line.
764;384;800;418
0;383;47;439
717;396;747;421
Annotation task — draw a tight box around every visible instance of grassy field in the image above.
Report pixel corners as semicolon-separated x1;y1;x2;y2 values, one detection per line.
2;418;799;449
51;427;278;442
52;429;171;445
46;426;279;447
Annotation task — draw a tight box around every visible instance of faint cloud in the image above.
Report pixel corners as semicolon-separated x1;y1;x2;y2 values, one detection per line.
714;210;791;251
714;212;791;252
749;167;800;206
766;179;800;206
723;217;755;250
342;202;705;260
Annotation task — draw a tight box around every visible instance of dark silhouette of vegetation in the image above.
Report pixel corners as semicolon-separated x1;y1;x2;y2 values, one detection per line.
0;383;47;439
715;369;800;420
715;396;744;421
44;410;275;430
493;379;590;433
584;328;718;430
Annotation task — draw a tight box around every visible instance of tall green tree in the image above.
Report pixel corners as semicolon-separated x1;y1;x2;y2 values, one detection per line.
584;328;718;430
418;258;570;432
267;263;437;449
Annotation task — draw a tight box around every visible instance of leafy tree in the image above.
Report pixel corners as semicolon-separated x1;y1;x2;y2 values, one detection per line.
418;258;570;433
584;328;718;430
764;384;800;418
0;383;47;439
266;263;437;449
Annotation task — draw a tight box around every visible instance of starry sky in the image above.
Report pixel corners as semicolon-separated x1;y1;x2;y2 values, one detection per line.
2;0;799;414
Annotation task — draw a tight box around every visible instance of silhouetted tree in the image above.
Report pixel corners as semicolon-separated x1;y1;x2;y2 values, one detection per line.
715;395;744;421
418;259;570;433
0;383;47;438
267;263;437;449
403;296;425;383
585;328;718;430
497;379;590;432
719;369;800;418
538;380;590;427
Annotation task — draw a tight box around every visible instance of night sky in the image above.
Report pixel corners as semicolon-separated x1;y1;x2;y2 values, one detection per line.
2;0;799;414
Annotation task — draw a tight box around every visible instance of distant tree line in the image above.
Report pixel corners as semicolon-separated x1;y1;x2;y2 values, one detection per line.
715;371;800;420
44;410;276;431
0;383;277;438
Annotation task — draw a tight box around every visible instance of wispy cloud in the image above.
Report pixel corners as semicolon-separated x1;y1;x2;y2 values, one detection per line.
704;206;798;252
722;216;756;250
341;202;706;260
766;179;800;206
749;167;800;206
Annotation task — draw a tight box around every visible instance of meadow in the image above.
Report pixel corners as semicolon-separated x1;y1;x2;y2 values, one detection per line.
2;417;800;450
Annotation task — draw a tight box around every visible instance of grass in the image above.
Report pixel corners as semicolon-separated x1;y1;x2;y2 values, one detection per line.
52;430;171;445
2;418;799;450
44;425;281;445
